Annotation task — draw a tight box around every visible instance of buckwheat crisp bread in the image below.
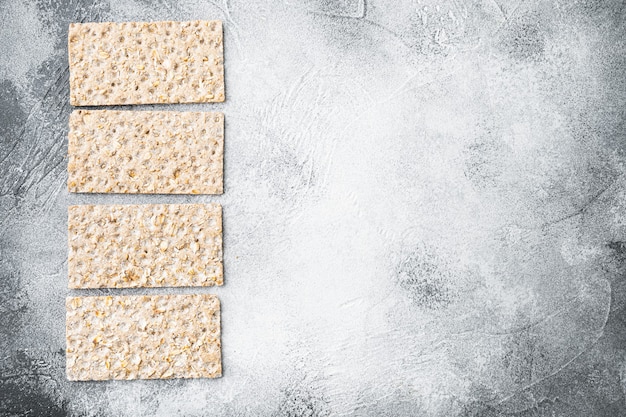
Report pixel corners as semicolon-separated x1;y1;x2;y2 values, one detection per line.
68;110;223;194
66;294;221;381
68;203;223;289
68;20;224;105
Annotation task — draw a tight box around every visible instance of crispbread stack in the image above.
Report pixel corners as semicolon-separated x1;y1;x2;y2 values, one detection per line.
66;20;226;381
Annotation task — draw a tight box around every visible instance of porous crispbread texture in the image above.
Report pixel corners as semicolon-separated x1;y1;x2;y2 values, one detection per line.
68;110;224;194
68;20;224;105
66;294;221;380
68;203;223;288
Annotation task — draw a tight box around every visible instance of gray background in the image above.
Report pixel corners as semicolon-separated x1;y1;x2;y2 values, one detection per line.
1;0;626;416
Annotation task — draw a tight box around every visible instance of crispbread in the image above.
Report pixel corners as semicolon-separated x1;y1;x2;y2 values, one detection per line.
66;294;221;380
68;20;224;105
68;203;223;288
67;110;223;194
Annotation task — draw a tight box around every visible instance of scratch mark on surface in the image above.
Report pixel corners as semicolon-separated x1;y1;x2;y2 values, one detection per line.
541;176;620;229
305;0;365;19
379;69;459;104
307;0;413;51
493;0;525;35
489;0;508;22
451;294;583;338
497;280;612;405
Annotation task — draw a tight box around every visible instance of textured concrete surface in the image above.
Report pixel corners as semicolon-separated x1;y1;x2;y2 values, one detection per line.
1;0;626;416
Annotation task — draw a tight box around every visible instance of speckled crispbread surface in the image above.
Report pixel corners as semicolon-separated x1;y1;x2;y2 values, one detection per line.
66;294;221;381
68;110;223;194
68;20;224;105
68;203;223;288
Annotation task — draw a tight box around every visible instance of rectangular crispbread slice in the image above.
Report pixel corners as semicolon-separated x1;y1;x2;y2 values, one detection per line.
68;110;223;194
68;203;223;288
68;20;224;105
66;294;221;380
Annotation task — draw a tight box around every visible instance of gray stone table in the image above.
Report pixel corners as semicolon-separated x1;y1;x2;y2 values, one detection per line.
1;1;625;415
